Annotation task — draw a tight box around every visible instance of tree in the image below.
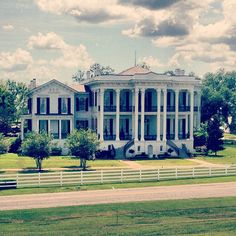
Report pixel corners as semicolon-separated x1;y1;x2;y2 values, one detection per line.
21;132;52;172
0;133;10;154
207;115;224;156
137;62;150;70
201;70;236;133
66;129;99;170
194;123;208;148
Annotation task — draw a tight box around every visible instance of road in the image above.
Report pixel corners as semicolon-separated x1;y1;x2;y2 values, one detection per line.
0;182;236;211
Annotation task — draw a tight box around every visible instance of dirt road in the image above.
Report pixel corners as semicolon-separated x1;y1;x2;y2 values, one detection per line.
0;182;236;211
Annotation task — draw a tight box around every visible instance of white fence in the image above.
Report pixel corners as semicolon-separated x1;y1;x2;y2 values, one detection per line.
0;165;236;189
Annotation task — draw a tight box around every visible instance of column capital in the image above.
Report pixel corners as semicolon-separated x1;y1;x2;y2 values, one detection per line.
162;88;167;93
115;88;120;93
140;88;145;93
134;87;140;94
175;88;180;93
100;87;104;93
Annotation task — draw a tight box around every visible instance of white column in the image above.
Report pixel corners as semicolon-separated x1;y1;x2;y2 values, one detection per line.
116;88;120;141
100;88;104;141
163;88;167;141
21;118;24;140
156;88;161;141
197;91;201;128
70;119;73;133
141;88;145;141
48;120;51;135
185;114;189;138
132;90;135;139
59;120;62;139
190;89;194;140
175;89;179;140
134;88;139;141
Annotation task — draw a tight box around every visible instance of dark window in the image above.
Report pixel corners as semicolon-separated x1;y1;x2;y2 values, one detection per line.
39;120;48;133
58;98;61;114
28;98;32;114
76;120;89;130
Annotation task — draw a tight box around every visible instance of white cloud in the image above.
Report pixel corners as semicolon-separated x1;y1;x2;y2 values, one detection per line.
28;32;94;69
0;48;33;71
2;24;14;32
139;56;164;69
28;32;66;49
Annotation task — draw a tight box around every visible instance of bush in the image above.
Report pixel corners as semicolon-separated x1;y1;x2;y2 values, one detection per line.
9;137;22;153
0;133;10;154
50;144;62;156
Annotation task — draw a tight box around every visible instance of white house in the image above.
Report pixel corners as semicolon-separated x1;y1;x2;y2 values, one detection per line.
21;66;201;158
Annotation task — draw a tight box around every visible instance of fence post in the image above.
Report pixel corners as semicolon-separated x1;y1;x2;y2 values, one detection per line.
157;169;159;181
192;167;195;178
101;170;103;184
38;172;41;187
139;169;142;182
60;172;63;186
175;168;178;179
209;167;212;177
225;167;228;176
121;169;123;183
16;173;19;188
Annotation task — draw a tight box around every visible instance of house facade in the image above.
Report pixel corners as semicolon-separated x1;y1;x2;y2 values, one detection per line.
21;66;201;158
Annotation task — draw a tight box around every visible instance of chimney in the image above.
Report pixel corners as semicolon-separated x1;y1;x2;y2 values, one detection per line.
28;78;37;90
86;70;91;79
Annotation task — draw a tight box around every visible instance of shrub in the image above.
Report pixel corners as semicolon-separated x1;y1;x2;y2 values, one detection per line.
50;143;62;156
9;137;22;153
0;133;10;154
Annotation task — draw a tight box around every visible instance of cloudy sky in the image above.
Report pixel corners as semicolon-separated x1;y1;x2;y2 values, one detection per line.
1;0;236;84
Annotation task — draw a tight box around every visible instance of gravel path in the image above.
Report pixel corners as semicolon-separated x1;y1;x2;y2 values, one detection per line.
1;182;236;211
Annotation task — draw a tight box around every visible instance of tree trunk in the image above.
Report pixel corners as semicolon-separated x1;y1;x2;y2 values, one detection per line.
81;158;87;171
36;159;42;172
229;115;236;134
80;158;83;168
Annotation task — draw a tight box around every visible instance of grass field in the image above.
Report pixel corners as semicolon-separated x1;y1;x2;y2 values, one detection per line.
136;158;197;166
224;133;236;140
1;197;236;235
198;145;236;164
0;153;126;170
1;175;236;196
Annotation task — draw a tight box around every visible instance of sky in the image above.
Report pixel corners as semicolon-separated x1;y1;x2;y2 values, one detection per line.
0;0;236;84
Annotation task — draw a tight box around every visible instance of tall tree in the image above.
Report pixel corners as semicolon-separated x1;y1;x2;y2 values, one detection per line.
66;129;99;170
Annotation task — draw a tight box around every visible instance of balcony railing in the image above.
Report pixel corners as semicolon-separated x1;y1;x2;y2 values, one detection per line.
120;106;132;112
104;135;116;140
120;135;132;140
104;106;116;112
178;133;190;140
167;106;175;112
145;106;157;112
166;134;175;140
179;106;190;112
194;106;198;112
144;135;157;140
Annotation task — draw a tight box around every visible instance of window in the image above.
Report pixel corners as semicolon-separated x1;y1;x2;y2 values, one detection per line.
138;146;141;152
76;120;88;130
61;120;70;139
40;98;47;114
39;120;48;133
61;98;68;114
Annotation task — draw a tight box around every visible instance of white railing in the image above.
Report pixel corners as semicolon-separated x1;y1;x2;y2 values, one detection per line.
0;165;236;189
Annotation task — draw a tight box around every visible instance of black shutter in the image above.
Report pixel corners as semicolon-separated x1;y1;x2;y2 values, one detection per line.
68;98;71;114
68;120;70;134
85;98;89;111
28;119;32;131
46;98;50;114
126;119;129;133
37;98;40;114
76;97;79;111
28;98;32;114
46;121;49;134
167;92;171;106
58;98;61;114
110;91;113;105
183;92;186;106
126;91;129;108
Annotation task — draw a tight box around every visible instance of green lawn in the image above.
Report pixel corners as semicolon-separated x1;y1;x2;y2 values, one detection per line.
1;175;236;196
224;133;236;140
1;197;236;235
0;153;126;170
136;158;197;167
198;145;236;164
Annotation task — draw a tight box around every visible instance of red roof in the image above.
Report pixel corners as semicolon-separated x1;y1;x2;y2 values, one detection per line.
119;66;151;75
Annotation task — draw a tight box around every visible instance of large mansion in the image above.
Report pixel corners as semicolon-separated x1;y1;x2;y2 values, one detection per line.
21;66;201;158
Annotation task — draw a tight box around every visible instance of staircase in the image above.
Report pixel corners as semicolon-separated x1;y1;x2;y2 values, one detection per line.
167;140;190;158
123;138;135;158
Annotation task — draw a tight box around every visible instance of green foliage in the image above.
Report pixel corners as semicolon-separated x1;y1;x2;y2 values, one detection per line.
201;70;236;133
21;132;52;171
50;143;62;156
207;116;224;155
9;137;22;154
194;123;208;147
0;133;10;154
66;129;99;170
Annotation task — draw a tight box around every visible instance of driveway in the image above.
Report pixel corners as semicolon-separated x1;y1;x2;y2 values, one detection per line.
0;182;236;211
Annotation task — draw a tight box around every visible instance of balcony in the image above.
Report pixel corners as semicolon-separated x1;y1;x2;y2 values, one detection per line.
120;106;132;112
166;134;175;140
178;133;190;140
104;135;116;140
145;106;157;112
167;106;175;112
179;106;190;112
120;135;132;140
104;106;116;112
144;135;157;140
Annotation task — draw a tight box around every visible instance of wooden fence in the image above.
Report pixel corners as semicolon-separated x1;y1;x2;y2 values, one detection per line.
0;165;236;189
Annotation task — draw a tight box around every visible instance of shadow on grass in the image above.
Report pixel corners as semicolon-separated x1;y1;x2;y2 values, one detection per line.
18;168;54;174
206;155;224;158
64;165;81;169
0;171;5;174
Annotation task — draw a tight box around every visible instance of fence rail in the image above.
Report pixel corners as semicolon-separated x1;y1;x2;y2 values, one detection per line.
0;165;236;189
